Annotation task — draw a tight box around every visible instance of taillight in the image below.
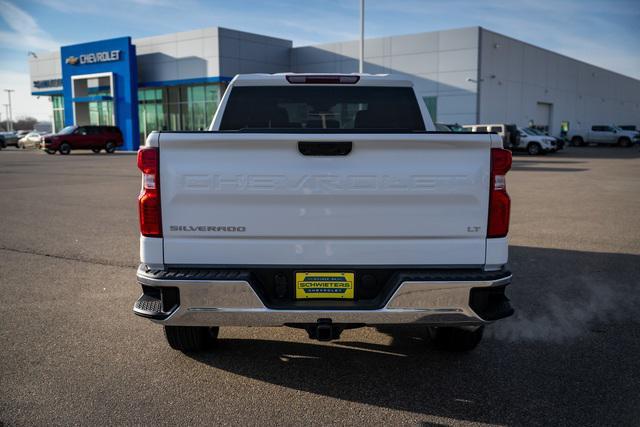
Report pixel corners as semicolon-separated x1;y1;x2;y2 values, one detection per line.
487;148;512;238
137;147;162;237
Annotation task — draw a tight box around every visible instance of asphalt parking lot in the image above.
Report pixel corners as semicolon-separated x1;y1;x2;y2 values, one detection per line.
1;147;639;426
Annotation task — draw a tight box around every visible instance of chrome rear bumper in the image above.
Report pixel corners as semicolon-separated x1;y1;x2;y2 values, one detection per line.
134;266;512;327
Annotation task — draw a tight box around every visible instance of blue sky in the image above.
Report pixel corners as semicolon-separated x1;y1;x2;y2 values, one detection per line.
1;0;639;120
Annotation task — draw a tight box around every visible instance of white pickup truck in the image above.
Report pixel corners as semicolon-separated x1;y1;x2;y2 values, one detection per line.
568;125;638;147
133;74;514;353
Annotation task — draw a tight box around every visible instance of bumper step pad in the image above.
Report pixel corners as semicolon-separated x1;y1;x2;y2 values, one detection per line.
133;292;174;320
134;294;162;314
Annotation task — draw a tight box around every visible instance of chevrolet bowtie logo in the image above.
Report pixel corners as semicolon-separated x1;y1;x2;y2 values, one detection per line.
65;56;79;65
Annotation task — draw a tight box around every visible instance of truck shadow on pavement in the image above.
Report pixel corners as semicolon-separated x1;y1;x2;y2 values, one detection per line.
187;246;640;426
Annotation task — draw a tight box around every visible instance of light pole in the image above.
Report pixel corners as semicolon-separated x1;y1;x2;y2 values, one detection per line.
359;0;365;73
4;89;15;131
3;104;9;131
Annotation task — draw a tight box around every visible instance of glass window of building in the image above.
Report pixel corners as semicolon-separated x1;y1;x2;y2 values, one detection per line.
88;101;114;126
87;84;114;126
138;83;222;144
51;96;65;132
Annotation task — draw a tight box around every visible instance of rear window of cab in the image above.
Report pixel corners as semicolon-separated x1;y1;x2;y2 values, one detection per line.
220;86;425;132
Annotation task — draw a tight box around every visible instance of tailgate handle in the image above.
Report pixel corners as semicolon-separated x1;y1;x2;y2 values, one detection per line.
298;141;352;156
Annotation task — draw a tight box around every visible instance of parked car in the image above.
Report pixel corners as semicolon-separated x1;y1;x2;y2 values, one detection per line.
568;125;638;147
41;125;123;155
0;131;19;149
525;127;564;150
18;131;44;149
133;73;514;353
435;123;452;131
436;122;466;132
443;123;466;132
518;127;556;155
462;124;521;149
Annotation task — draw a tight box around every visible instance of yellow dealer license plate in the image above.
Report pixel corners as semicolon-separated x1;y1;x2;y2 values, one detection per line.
295;272;355;299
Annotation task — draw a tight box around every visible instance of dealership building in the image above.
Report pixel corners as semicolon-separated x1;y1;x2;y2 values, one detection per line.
29;26;640;151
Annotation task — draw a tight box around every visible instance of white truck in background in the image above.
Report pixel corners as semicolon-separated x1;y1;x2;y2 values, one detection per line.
133;74;514;353
568;125;638;147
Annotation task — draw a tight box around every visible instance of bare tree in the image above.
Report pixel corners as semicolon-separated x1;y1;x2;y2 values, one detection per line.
13;117;38;131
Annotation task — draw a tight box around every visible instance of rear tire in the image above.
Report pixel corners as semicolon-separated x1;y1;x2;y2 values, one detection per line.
429;326;484;352
91;148;101;153
164;326;219;352
59;142;71;155
105;141;116;154
527;142;541;155
571;136;584;147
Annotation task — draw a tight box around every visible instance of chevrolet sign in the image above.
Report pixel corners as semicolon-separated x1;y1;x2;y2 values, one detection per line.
65;50;121;65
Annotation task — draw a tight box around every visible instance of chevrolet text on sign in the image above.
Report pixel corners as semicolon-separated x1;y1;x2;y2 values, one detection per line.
66;50;121;65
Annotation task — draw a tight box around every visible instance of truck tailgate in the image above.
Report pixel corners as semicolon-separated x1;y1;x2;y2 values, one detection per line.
159;132;491;266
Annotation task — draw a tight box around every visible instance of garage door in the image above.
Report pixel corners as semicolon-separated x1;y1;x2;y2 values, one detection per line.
535;102;552;132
